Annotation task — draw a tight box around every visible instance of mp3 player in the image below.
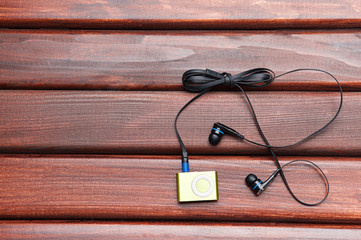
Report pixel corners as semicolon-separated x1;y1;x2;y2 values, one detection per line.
176;171;218;202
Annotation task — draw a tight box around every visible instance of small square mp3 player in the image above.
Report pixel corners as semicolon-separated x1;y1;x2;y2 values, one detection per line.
176;171;218;202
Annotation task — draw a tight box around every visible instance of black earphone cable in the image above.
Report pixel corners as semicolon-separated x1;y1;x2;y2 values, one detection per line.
236;83;331;206
174;88;211;171
175;68;342;205
239;69;343;149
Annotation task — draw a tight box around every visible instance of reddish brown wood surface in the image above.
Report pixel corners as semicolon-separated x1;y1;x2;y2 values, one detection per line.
1;0;360;237
1;221;361;239
0;155;360;223
0;1;360;29
0;90;354;156
0;30;360;91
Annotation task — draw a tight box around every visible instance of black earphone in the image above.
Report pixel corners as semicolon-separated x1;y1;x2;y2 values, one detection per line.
175;68;342;205
209;122;244;145
209;122;301;196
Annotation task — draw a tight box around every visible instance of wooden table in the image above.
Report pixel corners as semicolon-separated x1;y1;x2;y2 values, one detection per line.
1;1;361;239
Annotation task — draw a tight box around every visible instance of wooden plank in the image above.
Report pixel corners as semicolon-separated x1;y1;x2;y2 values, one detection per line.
0;155;361;223
0;29;360;91
0;1;360;29
0;91;354;156
1;221;361;239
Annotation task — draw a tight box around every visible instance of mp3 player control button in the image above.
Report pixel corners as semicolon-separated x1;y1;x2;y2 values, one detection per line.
192;174;214;198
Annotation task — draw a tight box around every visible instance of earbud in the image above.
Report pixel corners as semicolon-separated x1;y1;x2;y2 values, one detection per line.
209;122;280;197
209;122;244;145
245;169;280;195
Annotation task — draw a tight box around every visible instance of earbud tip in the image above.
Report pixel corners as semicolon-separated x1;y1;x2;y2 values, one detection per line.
209;134;221;145
245;173;257;187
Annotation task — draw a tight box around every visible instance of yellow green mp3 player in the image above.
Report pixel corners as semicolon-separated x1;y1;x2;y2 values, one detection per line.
177;171;218;202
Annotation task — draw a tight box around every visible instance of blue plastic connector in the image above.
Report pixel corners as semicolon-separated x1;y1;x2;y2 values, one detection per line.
182;162;189;172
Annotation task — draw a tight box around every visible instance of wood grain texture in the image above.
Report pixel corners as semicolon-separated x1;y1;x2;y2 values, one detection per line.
0;155;360;223
1;221;361;239
0;0;360;29
0;30;360;91
0;91;354;156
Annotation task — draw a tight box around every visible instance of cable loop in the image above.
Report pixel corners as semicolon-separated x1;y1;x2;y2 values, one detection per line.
182;68;275;92
222;72;235;88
